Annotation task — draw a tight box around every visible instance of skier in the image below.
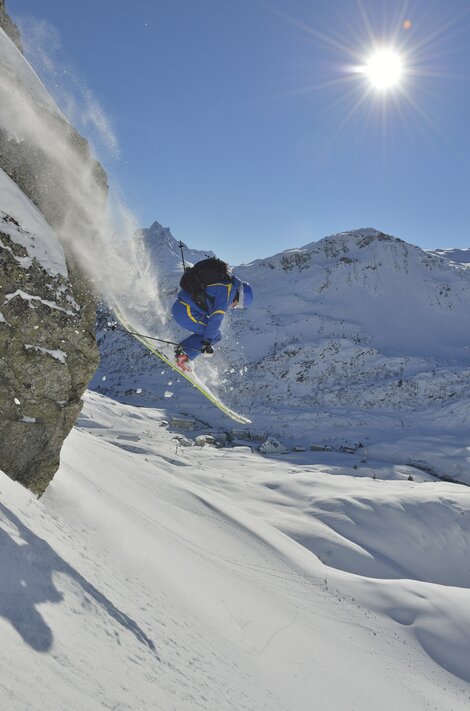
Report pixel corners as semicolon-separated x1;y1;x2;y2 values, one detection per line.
172;258;253;371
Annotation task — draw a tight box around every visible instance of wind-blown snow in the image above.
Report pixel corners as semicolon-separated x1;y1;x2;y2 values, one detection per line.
0;26;60;115
1;391;469;710
0;25;160;321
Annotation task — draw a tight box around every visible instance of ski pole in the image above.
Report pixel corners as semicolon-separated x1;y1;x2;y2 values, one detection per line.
105;323;201;352
178;241;187;271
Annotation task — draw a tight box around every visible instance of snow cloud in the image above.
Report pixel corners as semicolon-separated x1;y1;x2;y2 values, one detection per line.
17;16;119;158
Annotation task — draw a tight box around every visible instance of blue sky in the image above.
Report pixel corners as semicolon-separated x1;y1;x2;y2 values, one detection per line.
8;0;470;264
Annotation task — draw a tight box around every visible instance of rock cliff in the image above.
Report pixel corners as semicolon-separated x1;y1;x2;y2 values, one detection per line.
0;2;102;494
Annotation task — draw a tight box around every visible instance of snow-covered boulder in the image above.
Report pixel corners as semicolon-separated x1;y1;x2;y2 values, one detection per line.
194;434;216;447
259;437;289;455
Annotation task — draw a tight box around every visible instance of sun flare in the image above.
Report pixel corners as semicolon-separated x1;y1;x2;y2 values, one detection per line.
261;1;458;141
363;49;405;91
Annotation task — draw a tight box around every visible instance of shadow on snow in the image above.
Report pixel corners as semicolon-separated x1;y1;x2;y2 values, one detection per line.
0;502;158;657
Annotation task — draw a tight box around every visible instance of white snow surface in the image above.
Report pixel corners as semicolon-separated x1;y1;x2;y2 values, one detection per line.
0;167;68;277
1;390;469;711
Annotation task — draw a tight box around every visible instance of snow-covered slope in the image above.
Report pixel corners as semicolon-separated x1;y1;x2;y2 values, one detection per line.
236;228;470;361
225;228;470;436
1;391;469;710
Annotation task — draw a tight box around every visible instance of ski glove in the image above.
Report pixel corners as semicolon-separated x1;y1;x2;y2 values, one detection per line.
201;341;215;357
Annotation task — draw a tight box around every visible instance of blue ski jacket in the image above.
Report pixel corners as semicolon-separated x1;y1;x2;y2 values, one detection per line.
174;276;242;344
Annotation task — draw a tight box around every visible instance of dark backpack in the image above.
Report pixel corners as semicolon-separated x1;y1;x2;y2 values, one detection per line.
179;258;231;310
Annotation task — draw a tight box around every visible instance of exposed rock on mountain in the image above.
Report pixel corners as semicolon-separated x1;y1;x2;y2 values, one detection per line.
0;5;102;494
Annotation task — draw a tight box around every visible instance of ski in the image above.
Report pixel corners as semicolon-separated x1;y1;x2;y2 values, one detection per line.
112;307;251;425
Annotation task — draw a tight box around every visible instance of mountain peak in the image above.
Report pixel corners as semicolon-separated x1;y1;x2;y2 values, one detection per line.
309;227;403;252
335;227;383;238
144;221;177;243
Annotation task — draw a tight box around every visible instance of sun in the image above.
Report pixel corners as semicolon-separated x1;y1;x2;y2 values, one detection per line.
259;1;461;142
363;48;405;91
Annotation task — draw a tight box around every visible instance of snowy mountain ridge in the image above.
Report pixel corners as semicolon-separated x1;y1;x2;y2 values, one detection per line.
430;247;470;265
225;227;470;426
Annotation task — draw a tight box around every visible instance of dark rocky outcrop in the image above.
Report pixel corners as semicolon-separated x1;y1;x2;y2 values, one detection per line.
0;2;104;494
0;0;22;52
0;219;98;495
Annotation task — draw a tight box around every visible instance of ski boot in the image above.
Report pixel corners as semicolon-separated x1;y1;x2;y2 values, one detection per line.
175;346;191;373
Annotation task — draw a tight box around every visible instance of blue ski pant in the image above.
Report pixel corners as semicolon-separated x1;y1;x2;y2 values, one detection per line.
172;300;221;359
